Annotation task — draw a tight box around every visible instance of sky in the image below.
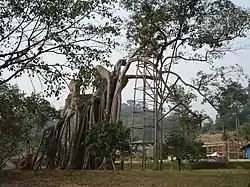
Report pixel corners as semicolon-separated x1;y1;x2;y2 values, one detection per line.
8;0;250;120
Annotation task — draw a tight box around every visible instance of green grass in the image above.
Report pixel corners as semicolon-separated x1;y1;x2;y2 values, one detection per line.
1;169;250;187
121;161;250;170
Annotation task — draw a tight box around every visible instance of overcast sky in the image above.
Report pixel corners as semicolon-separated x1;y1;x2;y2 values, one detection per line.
8;0;250;120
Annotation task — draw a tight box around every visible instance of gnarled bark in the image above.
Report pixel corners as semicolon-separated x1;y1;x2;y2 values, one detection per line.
34;58;136;170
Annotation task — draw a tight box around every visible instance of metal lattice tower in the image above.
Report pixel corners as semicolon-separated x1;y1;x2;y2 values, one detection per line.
130;58;163;171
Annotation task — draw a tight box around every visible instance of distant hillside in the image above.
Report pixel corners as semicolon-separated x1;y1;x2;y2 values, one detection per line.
120;101;175;141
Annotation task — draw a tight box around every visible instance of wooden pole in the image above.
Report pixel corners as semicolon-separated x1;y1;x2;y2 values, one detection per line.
153;62;159;171
142;61;146;171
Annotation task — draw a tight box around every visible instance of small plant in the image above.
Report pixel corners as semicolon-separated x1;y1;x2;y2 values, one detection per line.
164;128;206;171
86;120;130;170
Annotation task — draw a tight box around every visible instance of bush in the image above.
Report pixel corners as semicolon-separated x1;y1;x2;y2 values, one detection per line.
189;162;230;170
121;161;250;170
187;161;250;170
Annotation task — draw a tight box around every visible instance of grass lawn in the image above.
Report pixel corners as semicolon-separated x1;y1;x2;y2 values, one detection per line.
0;169;250;187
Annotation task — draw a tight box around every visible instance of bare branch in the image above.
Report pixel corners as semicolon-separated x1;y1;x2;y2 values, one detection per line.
167;71;219;111
157;102;182;122
125;75;155;80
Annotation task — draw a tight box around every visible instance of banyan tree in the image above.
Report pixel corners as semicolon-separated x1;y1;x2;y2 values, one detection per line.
31;56;241;170
32;57;159;170
31;0;250;170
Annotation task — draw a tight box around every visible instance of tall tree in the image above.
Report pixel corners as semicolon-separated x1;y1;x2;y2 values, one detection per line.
120;0;250;111
24;93;59;148
215;81;248;131
238;80;250;126
201;117;215;133
164;127;205;171
34;0;250;170
239;122;250;141
0;0;120;96
0;83;25;168
0;83;57;168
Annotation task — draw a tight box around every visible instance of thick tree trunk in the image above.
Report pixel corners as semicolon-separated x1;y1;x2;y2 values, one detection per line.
33;58;140;170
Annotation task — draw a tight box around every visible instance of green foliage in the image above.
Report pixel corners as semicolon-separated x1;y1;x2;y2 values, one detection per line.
0;0;121;97
86;120;131;158
239;122;250;141
0;84;26;166
214;81;250;131
218;82;247;114
221;131;231;141
121;0;250;59
201;117;215;133
24;94;59;128
23;93;60;151
0;83;58;167
120;0;250;131
239;81;250;124
164;127;206;170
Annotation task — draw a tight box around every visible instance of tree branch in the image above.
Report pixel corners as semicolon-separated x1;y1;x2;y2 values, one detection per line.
167;71;218;111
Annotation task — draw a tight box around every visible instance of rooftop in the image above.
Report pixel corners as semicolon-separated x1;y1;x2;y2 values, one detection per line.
198;133;224;146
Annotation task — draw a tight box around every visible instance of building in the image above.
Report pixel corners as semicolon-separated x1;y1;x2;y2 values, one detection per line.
240;143;250;159
199;133;225;156
199;133;248;159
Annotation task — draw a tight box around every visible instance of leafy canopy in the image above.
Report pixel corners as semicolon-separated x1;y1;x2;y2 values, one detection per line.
86;120;131;158
163;100;206;171
120;0;250;122
215;81;250;131
164;127;205;170
0;83;58;167
239;122;250;141
0;0;121;96
121;0;250;59
201;117;215;133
